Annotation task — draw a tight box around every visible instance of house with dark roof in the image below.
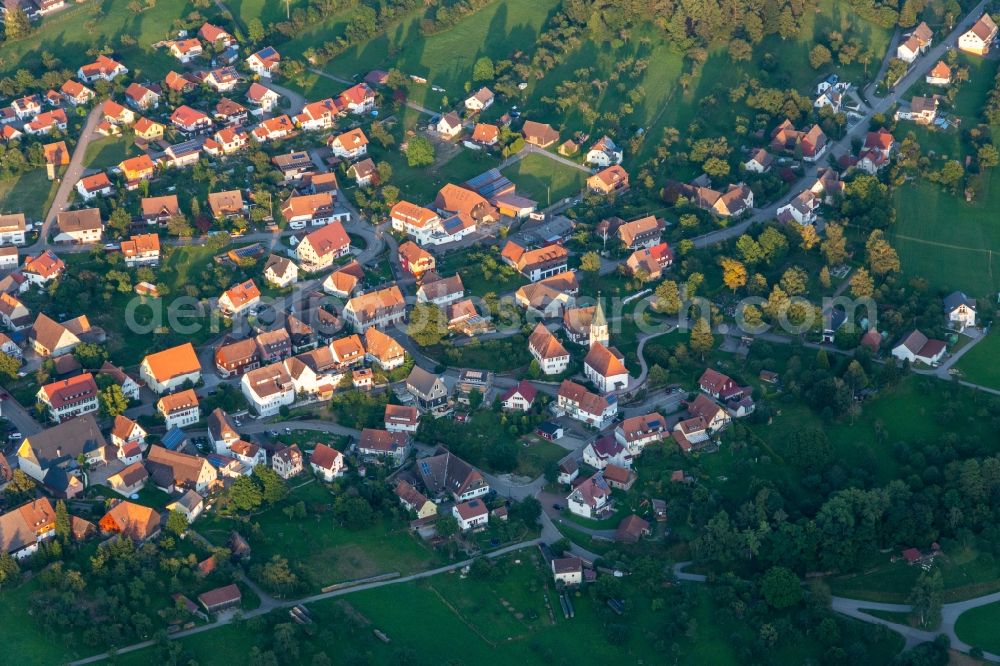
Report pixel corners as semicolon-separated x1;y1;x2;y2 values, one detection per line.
566;472;613;519
417;447;489;502
16;415;106;497
405;366;449;415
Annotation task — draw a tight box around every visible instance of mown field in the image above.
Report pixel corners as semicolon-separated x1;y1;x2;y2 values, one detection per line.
955;330;1000;389
0;169;59;221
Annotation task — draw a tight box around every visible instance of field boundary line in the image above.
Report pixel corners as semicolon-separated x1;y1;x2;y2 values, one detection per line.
891;234;992;253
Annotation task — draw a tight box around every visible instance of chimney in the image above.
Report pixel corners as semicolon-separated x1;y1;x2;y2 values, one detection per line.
56;446;62;457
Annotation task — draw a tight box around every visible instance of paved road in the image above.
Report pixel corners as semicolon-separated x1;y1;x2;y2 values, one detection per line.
1;393;44;437
30;104;104;250
689;0;990;250
832;590;1000;659
501;143;592;174
267;82;307;115
68;538;542;665
672;561;707;582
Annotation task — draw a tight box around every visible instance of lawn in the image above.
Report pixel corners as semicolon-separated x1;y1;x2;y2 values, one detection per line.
322;0;559;107
955;331;1000;389
0;580;74;664
890;177;1000;295
0;0;190;80
955;599;1000;654
434;245;527;297
431;336;532;373
83;135;138;171
514;436;566;478
0;169;59;221
830;546;1000;604
197;481;437;589
503;152;587;206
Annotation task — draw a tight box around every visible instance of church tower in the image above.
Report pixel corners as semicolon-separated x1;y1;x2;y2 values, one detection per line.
589;297;609;348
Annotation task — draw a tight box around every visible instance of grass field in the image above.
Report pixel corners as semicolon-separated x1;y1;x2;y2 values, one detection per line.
503;152;587;205
955;331;1000;388
0;0;190;80
322;0;559;107
83;135;138;170
0;169;59;221
890;178;1000;295
955;600;1000;654
197;481;436;589
830;545;1000;604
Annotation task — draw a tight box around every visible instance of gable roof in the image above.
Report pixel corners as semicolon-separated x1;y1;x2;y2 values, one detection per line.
142;343;201;382
528;323;569;360
584;343;627;378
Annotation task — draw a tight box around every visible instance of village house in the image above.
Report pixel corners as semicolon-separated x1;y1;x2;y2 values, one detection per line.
214;339;260;378
310;443;346;482
214;97;248;125
406;365;450;414
434;183;496;236
29;313;96;357
218;279;261;317
959;13;998;55
37;373;99;423
140;342;202;394
251;114;294;142
896;21;933;63
295;219;350;270
357;428;410;466
464;86;495;112
418;447;490;501
616;215;664;250
246;46;281;77
54;208;103;244
0;498;57;559
124;82;160;110
166;489;205;523
170;37;204;62
364;326;406;370
584;343;629;394
198;585;242;614
552;557;583;586
500;380;537;412
76;173;114;201
514;271;578;317
328;127;369;159
521;120;559;148
164;70;198;93
208;190;247;219
776;190;820;225
625;242;673;281
501;241;569;282
205;67;241;93
891;329;947;366
295;98;338;131
586;135;623;167
528;323;570;375
61;80;95;106
99;362;140;402
0;213;26;245
604;464;636;491
944;291;977;330
616;514;650;542
416;274;465;306
395;480;437;518
241;362;295;416
557;458;579;485
0;247;17;273
111;415;146;460
343;285;406;331
453;499;489;531
247;82;281;112
264;254;298;288
322;261;363;298
857;128;895;174
100;500;161;541
896;95;938;125
384;403;419;434
157;389;200;430
556;379;617;428
744;148;774;173
77;55;128;83
587;165;629;195
25;109;68;136
336;82;377;114
562;302;609;347
141;195;180;225
0;293;30;332
146;445;218;494
470;123;499;146
567;472;613;519
397;240;436;277
271;445;303;480
17;415;107;497
171;105;213;134
199;22;237;48
120;233;160;267
615;412;669;455
284;191;341;230
119;154;157;189
21;250;66;286
436;111;463;138
926;61;952;86
347;158;378;187
107;462;149;496
583;433;631;470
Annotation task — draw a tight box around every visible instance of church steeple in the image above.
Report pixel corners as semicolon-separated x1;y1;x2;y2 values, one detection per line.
589;295;609;348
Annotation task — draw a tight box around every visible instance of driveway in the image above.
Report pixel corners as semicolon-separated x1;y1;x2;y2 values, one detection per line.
30;104;104;250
